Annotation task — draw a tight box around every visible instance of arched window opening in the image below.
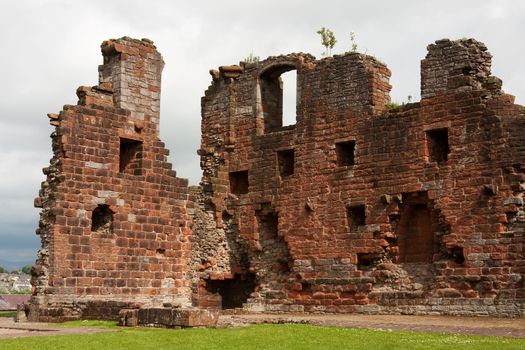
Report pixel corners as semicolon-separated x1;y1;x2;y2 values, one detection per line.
258;64;297;133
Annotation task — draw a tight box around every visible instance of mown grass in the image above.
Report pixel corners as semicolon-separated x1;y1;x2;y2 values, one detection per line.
1;321;524;350
57;320;121;329
0;311;16;318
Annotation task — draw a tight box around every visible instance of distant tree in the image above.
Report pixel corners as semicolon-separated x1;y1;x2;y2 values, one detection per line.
317;27;337;57
21;265;32;275
0;266;6;273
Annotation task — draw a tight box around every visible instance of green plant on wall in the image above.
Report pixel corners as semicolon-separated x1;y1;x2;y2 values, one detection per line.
350;31;358;52
317;27;337;57
385;102;401;111
243;52;260;64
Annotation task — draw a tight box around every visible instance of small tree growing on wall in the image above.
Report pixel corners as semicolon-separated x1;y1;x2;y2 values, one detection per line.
243;52;260;64
317;27;337;57
350;31;358;52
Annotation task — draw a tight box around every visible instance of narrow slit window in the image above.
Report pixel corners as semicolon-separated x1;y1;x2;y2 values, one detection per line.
336;141;356;166
229;171;249;195
119;138;143;175
277;149;294;177
426;128;449;164
281;70;296;128
347;205;366;231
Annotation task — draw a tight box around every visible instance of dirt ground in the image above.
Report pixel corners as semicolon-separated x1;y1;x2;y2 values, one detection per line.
1;313;524;339
217;313;525;338
0;317;114;339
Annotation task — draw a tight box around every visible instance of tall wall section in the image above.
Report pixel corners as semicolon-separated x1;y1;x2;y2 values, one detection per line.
31;37;193;321
197;39;525;317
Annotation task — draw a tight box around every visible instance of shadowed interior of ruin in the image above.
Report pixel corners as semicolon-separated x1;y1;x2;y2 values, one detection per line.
258;64;297;133
204;274;256;309
119;138;143;175
91;204;114;237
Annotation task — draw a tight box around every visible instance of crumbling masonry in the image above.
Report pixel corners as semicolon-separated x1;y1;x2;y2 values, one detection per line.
30;37;525;321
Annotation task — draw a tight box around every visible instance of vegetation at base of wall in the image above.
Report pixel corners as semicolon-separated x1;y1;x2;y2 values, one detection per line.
0;288;31;295
0;311;17;318
10;288;32;295
58;320;122;329
0;266;6;273
0;322;524;350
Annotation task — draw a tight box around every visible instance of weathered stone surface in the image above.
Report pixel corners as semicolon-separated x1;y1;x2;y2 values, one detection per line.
119;307;219;328
31;37;525;320
30;37;193;321
197;38;525;317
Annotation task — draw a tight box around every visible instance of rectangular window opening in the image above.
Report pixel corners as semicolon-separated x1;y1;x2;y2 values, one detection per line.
357;253;381;270
277;149;294;177
281;70;297;128
426;128;449;164
119;138;143;175
204;273;256;309
229;170;249;195
259;66;297;133
91;204;113;236
347;205;366;231
336;141;356;166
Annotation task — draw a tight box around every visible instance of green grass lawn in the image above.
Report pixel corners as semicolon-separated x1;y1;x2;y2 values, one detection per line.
0;311;16;318
0;321;523;350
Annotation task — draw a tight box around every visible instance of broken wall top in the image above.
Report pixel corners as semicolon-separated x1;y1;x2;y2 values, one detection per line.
421;38;503;100
76;37;165;136
32;36;193;315
206;38;509;118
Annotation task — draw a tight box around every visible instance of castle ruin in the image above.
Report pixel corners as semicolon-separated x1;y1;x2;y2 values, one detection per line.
29;37;525;322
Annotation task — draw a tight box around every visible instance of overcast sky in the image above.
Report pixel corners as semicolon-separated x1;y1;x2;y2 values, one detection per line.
0;0;523;269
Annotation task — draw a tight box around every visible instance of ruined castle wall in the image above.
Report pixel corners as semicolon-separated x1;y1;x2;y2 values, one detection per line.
30;36;525;320
31;38;193;322
197;39;525;316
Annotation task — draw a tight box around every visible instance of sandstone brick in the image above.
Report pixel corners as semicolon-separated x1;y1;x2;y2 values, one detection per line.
196;38;525;317
30;37;525;321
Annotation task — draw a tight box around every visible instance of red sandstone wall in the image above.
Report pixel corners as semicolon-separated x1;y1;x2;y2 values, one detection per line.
31;38;193;321
197;39;525;316
29;37;525;320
